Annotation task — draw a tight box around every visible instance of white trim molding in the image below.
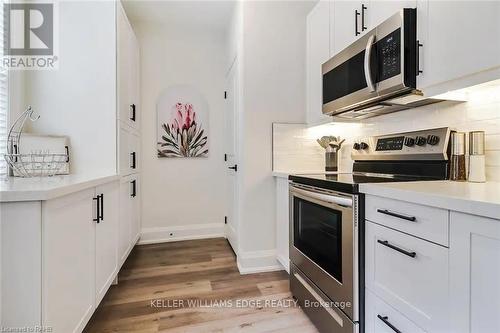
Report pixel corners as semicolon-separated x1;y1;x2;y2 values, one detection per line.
236;249;284;275
138;223;225;245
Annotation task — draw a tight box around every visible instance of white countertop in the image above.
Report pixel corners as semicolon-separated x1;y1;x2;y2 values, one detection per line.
360;181;500;220
272;170;325;179
0;174;120;202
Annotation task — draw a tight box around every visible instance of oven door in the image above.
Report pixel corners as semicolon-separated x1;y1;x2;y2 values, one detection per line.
289;184;359;321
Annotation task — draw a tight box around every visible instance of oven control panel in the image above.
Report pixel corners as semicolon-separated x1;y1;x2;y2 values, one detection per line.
352;127;451;161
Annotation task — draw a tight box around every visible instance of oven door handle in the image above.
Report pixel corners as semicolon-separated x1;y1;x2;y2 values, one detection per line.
291;187;352;207
364;34;376;93
293;273;345;327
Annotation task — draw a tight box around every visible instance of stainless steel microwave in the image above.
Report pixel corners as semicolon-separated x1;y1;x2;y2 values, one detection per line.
322;8;442;119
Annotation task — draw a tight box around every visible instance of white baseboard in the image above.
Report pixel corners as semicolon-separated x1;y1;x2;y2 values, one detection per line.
276;254;290;273
138;223;225;245
236;249;284;275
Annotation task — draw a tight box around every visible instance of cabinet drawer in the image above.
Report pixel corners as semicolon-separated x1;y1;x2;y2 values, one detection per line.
366;222;449;332
365;195;449;246
365;289;426;333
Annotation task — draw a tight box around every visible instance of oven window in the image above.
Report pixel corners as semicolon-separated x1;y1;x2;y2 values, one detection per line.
293;197;342;283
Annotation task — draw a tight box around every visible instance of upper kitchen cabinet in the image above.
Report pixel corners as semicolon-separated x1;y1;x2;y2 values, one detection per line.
330;1;370;56
306;0;332;125
369;0;416;27
417;0;500;95
117;2;141;132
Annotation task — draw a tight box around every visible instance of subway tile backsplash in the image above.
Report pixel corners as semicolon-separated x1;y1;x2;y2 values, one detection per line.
273;81;500;181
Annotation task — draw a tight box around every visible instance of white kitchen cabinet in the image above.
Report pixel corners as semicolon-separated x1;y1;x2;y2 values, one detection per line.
118;174;141;267
330;0;370;56
365;289;426;333
42;189;96;333
119;124;140;176
275;176;290;272
117;2;140;131
306;0;332;125
95;181;119;306
365;221;449;332
417;0;500;95
449;212;500;333
369;0;416;27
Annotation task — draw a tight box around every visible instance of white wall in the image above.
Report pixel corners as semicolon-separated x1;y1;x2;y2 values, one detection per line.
135;22;227;239
237;1;313;262
24;1;116;176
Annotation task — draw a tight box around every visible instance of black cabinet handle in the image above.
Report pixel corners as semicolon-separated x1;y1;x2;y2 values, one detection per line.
100;194;104;221
228;165;238;172
130;152;136;169
130;104;136;122
416;40;423;76
355;10;360;36
377;315;402;333
377;209;416;222
65;146;70;163
93;196;100;223
361;4;367;31
131;180;137;198
377;240;416;258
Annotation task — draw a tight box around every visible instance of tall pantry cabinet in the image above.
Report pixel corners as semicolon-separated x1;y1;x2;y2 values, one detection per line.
117;1;142;268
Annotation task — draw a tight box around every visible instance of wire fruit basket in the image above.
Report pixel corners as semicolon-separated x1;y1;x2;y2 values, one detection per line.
4;106;70;177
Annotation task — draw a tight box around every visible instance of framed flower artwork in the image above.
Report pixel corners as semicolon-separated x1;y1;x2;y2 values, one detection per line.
157;85;209;158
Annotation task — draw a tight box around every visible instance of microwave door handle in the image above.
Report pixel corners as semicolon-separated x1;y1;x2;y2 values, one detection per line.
364;35;376;92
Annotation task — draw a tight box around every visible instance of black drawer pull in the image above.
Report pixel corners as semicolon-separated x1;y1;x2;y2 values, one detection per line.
377;209;416;222
416;40;423;75
355;10;361;36
93;196;100;223
100;194;104;221
130;104;136;122
130;152;136;169
377;240;416;258
131;180;137;198
361;4;367;31
377;315;402;333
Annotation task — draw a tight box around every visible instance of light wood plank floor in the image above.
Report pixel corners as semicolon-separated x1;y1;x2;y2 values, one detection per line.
84;238;318;333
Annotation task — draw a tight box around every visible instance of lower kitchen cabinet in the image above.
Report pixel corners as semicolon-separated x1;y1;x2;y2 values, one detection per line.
43;188;97;333
119;174;141;267
0;179;125;333
275;176;290;272
449;212;500;333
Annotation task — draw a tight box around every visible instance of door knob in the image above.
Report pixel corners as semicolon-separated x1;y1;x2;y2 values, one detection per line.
228;165;238;172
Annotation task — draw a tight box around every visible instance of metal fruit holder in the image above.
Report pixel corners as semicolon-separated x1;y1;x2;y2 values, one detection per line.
4;106;69;177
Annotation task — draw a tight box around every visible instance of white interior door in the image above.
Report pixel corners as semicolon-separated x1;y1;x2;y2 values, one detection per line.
225;60;239;254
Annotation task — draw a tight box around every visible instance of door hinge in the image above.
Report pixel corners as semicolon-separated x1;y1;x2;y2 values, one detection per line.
224;91;227;99
224;216;228;224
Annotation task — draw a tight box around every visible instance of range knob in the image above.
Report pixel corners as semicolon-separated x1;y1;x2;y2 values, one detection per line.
353;143;361;150
427;135;440;146
415;136;427;146
359;142;369;150
404;137;415;147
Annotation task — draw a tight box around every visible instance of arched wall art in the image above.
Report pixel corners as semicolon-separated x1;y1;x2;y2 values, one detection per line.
156;85;209;158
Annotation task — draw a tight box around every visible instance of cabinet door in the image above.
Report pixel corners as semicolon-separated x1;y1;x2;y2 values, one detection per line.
119;177;132;266
118;125;130;176
117;2;132;125
369;0;416;27
365;221;449;332
449;212;500;333
130;174;141;244
129;33;140;132
331;0;370;55
95;181;119;306
42;188;96;333
417;0;500;92
306;0;331;125
129;132;140;174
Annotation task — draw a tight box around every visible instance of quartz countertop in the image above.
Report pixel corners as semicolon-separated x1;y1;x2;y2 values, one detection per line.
272;170;326;179
359;181;500;220
0;174;120;202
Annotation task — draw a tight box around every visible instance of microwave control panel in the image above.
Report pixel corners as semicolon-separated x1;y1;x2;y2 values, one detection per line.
378;28;401;81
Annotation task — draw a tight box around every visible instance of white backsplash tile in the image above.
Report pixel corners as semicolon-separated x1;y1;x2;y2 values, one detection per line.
273;82;500;180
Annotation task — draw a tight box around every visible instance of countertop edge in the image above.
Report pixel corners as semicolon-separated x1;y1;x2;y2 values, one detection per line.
0;174;121;202
359;182;500;220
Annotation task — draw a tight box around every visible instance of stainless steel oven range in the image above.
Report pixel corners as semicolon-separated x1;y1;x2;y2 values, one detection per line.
289;127;452;333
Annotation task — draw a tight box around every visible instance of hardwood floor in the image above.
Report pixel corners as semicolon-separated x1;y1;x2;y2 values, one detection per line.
84;238;318;333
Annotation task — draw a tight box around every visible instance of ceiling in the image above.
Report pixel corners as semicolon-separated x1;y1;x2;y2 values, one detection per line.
122;0;236;34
